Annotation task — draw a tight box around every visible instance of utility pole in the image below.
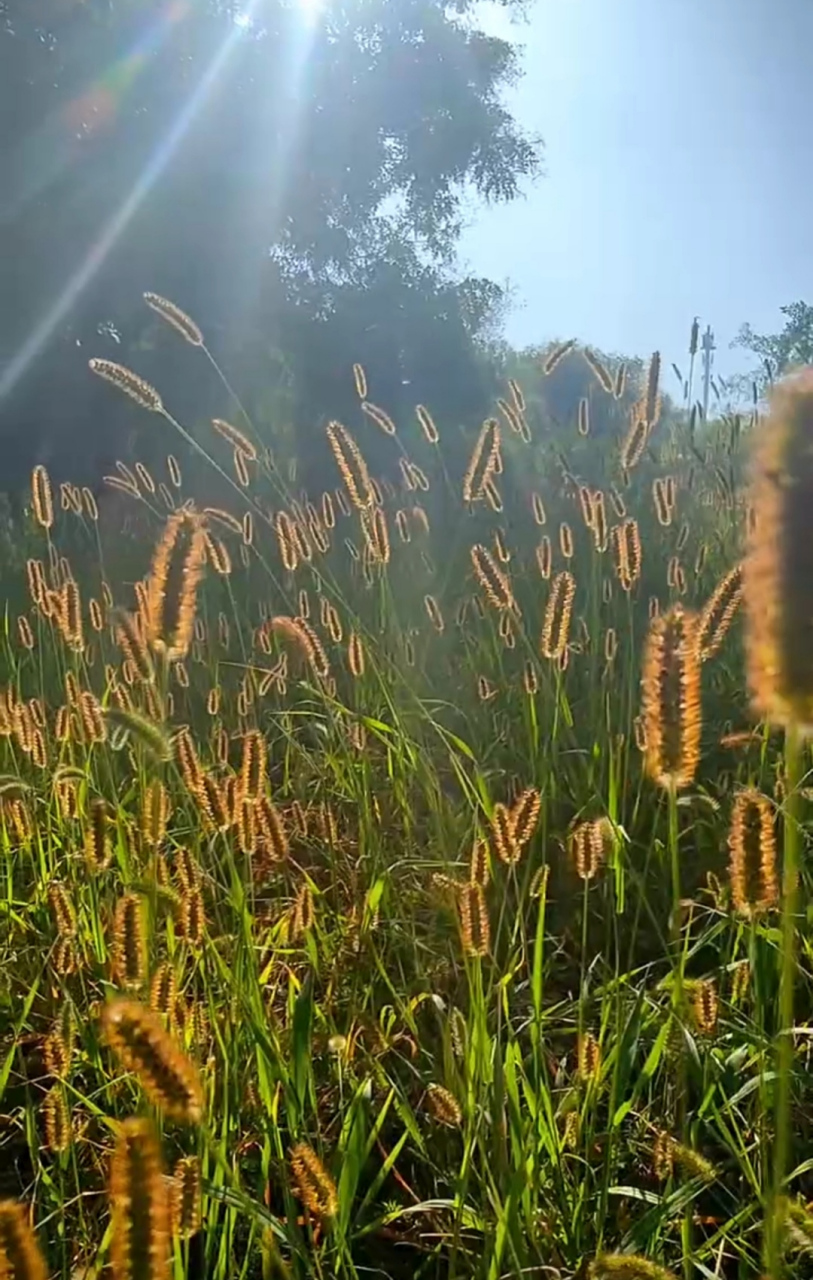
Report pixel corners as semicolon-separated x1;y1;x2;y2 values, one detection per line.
701;324;715;419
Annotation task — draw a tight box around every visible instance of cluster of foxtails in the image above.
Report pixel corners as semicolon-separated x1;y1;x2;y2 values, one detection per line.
0;291;810;1279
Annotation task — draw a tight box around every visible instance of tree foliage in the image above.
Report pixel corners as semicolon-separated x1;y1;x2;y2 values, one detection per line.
0;0;541;487
731;300;813;391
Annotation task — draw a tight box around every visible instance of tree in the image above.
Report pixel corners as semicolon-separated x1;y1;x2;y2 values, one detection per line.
0;0;541;488
731;300;813;391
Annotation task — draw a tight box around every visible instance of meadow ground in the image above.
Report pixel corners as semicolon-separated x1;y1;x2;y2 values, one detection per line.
0;306;809;1280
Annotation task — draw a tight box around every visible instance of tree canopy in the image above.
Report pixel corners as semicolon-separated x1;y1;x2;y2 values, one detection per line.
0;0;542;486
731;300;813;393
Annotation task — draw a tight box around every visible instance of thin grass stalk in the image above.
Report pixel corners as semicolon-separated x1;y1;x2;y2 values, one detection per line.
766;720;802;1279
667;780;692;1280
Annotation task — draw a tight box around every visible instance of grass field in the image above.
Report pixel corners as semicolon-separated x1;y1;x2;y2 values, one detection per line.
0;299;809;1280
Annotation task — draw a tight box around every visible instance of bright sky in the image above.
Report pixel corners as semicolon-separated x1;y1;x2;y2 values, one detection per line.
462;0;813;385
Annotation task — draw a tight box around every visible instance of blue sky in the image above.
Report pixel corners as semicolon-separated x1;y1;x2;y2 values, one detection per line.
461;0;813;385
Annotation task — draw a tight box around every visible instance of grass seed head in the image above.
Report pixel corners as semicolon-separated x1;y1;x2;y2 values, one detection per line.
112;893;148;990
425;1083;462;1127
470;544;516;612
468;837;490;888
109;1117;170;1280
90;358;163;413
0;1200;48;1280
255;796;289;861
728;788;778;916
541;571;576;660
744;368;813;727
652;1131;674;1180
42;1086;71;1154
144;292;203;346
141;779;170;849
542;337;577;375
31;465;53;531
692;979;718;1035
211;418;256;461
577;1031;601;1082
47;881;77;938
490;803;520;865
149;964;177;1019
640;605;702;790
289;1143;338;1220
591;1253;676;1280
170;1156;202;1238
463;419;501;504
178;888;206;945
458;883;490;957
102;1000;205;1124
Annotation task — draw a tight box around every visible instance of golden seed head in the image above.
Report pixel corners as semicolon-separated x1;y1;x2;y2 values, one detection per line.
542;337;577;375
144;292;203;346
141;778;170;848
591;1254;676;1280
211;418;257;461
233;447;251;487
698;564;743;661
730;958;751;1003
89;358;163;413
352;362;368;400
112;893;148;990
109;1117;170;1280
47;881;77;938
570;820;607;881
490;802;520;865
640;605;702;790
239;729;267;801
620;416;649;472
102;999;205;1124
178;888;206;945
175;847;203;894
728;788;778;916
150;963;177;1018
85;797;112;872
458;883;490;957
347;631;365;677
52;937;77;977
577;1031;601;1081
463;419;501;504
31;466;54;531
255;796;289;862
290;882;315;939
290;1143;338;1219
744;369;813;727
512;788;542;849
0;1200;48;1280
643;350;662;427
424;594;445;633
652;477;673;527
583;348;614;394
541;571;576;661
692;979;718;1035
326;420;375;510
361;399;397;437
468;836;490;888
652;1131;674;1180
174;726;204;796
416;403;440;443
425;1083;462;1127
470;543;517;612
170;1156;202;1238
42;1086;71;1154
